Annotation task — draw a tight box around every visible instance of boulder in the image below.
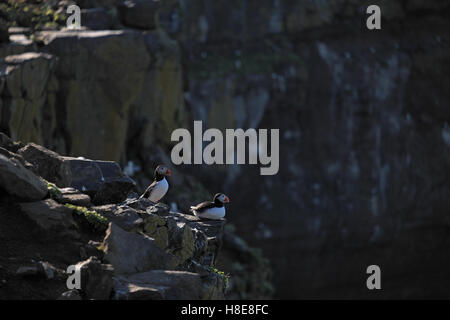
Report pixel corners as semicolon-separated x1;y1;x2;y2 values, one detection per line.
18;143;72;187
93;204;144;232
16;261;58;280
102;223;177;274
63;157;136;205
0;154;47;201
113;270;202;300
58;187;92;207
0;147;33;170
75;256;114;300
19;199;78;238
140;206;225;267
118;0;160;30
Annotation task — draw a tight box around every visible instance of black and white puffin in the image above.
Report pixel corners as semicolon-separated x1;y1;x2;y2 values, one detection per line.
139;164;171;202
190;193;230;220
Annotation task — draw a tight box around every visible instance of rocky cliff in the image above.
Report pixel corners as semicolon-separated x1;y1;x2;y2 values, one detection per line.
0;132;270;299
1;0;449;299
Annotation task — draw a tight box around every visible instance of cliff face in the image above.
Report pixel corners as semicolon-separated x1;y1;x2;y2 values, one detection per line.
1;0;450;298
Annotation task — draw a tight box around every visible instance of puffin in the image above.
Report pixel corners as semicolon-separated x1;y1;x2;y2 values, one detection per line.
190;193;230;220
139;164;171;202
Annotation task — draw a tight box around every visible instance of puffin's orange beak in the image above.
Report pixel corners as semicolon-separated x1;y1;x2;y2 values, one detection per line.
167;169;172;176
225;196;230;203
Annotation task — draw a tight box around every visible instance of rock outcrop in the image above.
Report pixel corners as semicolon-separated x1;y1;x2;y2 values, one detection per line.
0;133;231;300
0;154;47;201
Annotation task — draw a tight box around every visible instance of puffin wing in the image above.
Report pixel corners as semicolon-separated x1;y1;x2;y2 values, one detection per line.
190;201;215;212
140;180;157;199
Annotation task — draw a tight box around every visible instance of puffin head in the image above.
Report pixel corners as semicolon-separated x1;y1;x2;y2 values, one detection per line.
214;193;230;204
155;164;172;177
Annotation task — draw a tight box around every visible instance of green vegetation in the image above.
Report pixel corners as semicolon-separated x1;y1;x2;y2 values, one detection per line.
208;266;230;290
65;204;108;232
0;0;67;31
46;181;62;199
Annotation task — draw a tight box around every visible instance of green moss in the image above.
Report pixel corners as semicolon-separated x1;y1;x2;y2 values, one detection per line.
208;266;230;290
65;204;108;232
46;181;62;199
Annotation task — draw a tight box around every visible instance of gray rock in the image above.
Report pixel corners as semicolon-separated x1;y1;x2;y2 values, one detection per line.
58;187;92;207
18;143;72;187
16;265;40;277
0;147;33;170
93;204;144;232
39;261;57;279
16;261;57;280
125;197;154;211
75;256;114;300
113;270;202;300
19;199;79;238
103;223;177;274
0;132;24;153
140;208;225;267
58;290;82;300
0;154;47;201
118;0;160;30
63;157;136;205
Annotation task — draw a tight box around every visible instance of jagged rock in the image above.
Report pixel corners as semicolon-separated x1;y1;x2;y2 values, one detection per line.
125;197;154;211
16;261;57;280
58;290;82;300
0;147;33;170
19;199;79;238
118;0;160;30
16;265;39;277
143;213;166;235
0;132;24;153
146;202;170;215
58;188;92;207
103;223;177;274
75;256;114;300
39;261;57;279
113;270;202;300
168;223;195;266
93;204;143;232
141;206;225;267
0;154;47;201
83;240;104;260
64;158;135;205
18;143;72;187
